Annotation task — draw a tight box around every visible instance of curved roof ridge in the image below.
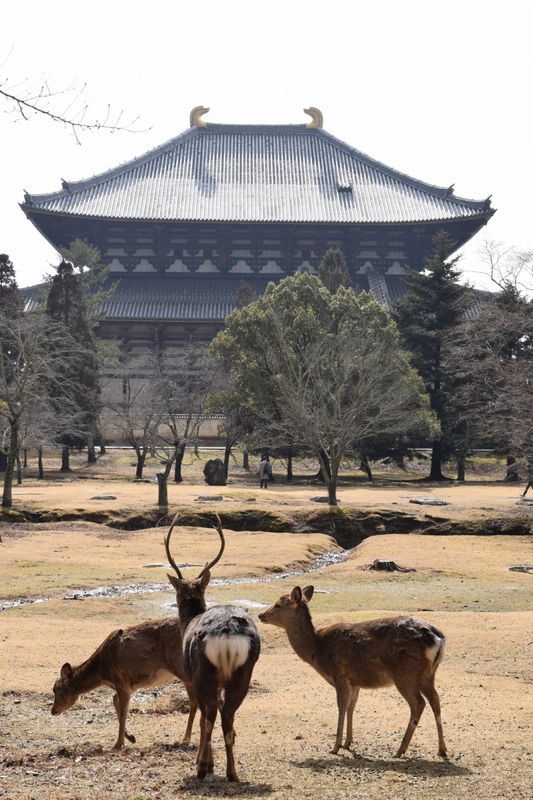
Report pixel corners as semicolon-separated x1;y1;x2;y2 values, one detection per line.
312;127;489;210
25;126;200;202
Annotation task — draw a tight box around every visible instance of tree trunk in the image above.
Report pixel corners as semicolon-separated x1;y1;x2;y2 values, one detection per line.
360;451;373;481
16;452;22;485
2;419;19;508
223;444;232;479
326;480;337;506
429;439;446;480
135;447;147;479
456;421;470;482
60;445;71;472
314;447;331;482
243;449;249;470
318;448;336;504
0;450;7;472
504;456;520;482
286;445;293;482
194;438;199;457
156;472;168;507
99;438;106;455
87;433;97;464
174;442;186;483
38;446;44;479
23;449;28;468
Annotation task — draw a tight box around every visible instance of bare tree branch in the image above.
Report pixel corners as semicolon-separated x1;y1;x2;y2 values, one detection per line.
0;73;149;143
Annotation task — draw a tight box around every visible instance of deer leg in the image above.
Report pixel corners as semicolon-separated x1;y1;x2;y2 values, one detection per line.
182;687;197;746
221;666;254;781
394;682;426;758
112;689;132;750
343;687;360;750
197;700;218;779
331;683;349;754
421;679;447;757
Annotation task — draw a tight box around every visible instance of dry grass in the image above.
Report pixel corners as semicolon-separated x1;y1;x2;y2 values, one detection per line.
0;469;532;799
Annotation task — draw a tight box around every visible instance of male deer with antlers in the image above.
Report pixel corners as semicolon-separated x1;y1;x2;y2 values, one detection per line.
51;618;197;749
165;513;260;781
259;585;447;758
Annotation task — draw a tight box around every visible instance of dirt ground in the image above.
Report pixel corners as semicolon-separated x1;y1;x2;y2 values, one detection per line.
1;469;532;800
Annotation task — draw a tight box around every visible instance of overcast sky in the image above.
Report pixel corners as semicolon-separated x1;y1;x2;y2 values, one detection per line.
2;0;531;289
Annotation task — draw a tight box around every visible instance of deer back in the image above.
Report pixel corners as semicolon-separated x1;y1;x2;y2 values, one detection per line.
183;605;260;684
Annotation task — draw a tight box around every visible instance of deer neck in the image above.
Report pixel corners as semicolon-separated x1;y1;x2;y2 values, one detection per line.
178;597;207;633
285;607;321;667
71;657;104;694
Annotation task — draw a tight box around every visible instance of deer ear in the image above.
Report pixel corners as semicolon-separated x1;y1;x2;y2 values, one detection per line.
290;586;302;603
302;585;314;602
60;663;72;680
167;574;183;592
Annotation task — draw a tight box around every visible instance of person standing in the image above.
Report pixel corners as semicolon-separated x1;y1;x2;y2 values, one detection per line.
259;456;270;489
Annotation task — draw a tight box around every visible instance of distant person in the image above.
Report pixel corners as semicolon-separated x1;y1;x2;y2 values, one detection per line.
258;456;271;489
522;460;533;497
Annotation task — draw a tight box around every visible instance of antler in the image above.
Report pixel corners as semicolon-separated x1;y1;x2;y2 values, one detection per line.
164;512;183;579
197;514;226;578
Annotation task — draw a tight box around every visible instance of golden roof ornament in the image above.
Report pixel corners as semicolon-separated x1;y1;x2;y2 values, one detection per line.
190;106;210;127
304;107;323;128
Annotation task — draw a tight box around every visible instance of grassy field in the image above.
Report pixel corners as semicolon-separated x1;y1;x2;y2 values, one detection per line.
0;450;531;799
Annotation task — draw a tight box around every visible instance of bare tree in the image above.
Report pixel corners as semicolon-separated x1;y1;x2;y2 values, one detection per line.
478;239;533;294
154;339;218;489
0;313;84;507
101;350;162;480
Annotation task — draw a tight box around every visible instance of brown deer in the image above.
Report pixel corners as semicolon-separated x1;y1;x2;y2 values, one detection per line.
258;585;447;759
51;617;197;750
165;513;260;781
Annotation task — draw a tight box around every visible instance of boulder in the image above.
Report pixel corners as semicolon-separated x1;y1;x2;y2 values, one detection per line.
203;458;226;486
408;497;449;506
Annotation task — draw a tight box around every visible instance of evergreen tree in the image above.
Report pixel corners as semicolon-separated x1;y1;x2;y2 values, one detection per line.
235;280;256;309
45;260;101;468
0;254;22;317
319;247;352;293
0;254;22;472
395;231;467;480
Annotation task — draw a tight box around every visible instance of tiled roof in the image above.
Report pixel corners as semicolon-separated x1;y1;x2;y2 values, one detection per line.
20;273;489;322
22;124;492;225
21;274;372;321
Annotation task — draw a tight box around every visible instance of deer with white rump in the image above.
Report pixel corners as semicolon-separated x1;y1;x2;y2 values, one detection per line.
51;618;197;750
259;585;447;758
165;513;260;781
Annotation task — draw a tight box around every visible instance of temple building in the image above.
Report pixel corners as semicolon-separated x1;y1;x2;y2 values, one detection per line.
21;106;494;346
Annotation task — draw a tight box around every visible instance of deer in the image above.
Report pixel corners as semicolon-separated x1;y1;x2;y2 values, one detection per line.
51;617;197;750
164;513;260;781
258;585;447;759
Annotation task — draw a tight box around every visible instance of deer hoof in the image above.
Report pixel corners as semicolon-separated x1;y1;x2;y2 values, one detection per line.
125;733;136;744
330;745;341;755
439;749;449;759
394;749;405;759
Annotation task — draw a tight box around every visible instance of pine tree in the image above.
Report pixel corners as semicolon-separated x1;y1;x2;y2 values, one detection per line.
235;280;256;309
319;248;352;293
0;254;22;317
395;231;467;480
45;261;101;468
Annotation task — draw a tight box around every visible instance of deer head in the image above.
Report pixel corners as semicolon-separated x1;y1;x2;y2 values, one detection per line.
259;585;315;628
164;513;225;623
51;663;78;715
